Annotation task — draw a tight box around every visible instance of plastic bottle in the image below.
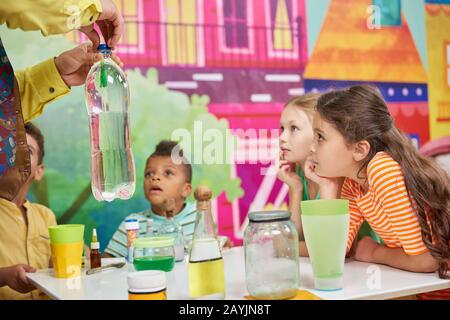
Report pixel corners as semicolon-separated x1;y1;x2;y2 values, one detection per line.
85;44;136;202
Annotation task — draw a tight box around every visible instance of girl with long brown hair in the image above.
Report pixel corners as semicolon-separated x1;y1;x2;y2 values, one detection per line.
305;85;450;299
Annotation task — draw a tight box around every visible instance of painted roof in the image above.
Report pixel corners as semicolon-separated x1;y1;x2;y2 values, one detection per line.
304;0;427;83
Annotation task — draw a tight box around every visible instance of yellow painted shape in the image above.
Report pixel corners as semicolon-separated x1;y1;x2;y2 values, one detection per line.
166;0;197;65
274;0;293;50
113;0;139;46
425;4;450;139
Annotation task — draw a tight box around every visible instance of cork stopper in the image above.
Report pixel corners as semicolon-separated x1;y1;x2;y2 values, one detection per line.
194;185;212;201
194;186;212;211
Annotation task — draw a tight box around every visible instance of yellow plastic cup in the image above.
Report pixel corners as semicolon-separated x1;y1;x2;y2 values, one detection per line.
48;225;84;279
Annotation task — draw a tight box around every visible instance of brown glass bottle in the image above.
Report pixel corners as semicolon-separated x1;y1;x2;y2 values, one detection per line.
90;228;102;269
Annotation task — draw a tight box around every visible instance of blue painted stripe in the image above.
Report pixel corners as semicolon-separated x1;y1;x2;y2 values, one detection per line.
304;79;428;102
425;0;450;4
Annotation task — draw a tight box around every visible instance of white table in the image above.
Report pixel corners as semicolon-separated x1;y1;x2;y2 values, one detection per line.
27;247;450;300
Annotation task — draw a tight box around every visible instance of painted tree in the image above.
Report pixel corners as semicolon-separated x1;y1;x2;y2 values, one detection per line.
2;27;243;246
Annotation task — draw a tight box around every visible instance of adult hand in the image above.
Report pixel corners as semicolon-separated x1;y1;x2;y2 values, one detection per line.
54;42;124;87
1;264;36;294
80;0;124;49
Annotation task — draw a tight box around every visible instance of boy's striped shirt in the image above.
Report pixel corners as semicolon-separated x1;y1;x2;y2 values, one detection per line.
341;151;449;299
105;201;197;258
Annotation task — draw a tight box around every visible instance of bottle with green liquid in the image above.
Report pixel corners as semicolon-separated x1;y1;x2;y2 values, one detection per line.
188;186;225;299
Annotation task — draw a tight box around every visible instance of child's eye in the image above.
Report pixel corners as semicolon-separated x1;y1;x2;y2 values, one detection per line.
316;133;324;142
280;126;284;133
165;170;174;177
145;171;153;178
291;125;299;132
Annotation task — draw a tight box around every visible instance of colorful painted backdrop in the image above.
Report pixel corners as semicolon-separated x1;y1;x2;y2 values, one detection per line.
2;0;449;248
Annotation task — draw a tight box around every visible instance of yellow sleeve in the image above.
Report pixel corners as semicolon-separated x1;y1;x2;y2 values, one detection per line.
0;0;102;36
46;209;57;227
15;58;71;122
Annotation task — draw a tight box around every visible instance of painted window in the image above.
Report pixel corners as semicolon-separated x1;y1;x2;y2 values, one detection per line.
269;0;293;50
223;0;249;48
163;0;198;65
113;0;141;50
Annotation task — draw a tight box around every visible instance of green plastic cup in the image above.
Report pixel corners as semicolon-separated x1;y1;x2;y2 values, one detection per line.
301;200;349;291
48;224;85;244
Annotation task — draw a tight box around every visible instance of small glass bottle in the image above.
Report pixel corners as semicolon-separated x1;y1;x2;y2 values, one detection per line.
125;218;139;263
90;228;102;269
146;218;154;237
188;186;225;299
157;199;185;262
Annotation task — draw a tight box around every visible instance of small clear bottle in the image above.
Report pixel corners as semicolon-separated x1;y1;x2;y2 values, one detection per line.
157;199;185;262
146;218;154;237
125;218;139;263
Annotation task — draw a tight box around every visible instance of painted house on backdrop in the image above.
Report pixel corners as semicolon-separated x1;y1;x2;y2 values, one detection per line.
304;0;430;147
68;0;309;245
425;0;450;139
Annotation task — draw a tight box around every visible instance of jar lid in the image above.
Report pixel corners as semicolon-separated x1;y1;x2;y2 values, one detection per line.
133;236;174;248
301;199;349;216
248;210;291;222
127;270;166;291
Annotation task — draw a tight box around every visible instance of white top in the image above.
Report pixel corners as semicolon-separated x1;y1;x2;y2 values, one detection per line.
27;247;450;300
128;270;166;293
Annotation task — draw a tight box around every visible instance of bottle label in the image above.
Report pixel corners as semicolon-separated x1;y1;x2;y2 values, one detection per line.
128;289;167;300
188;257;225;298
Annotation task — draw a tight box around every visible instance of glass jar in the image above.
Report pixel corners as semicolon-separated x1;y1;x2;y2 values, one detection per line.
133;237;175;272
128;271;167;300
244;210;299;300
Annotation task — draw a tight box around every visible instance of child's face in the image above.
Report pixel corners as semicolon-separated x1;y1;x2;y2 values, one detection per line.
310;114;355;177
144;156;192;210
26;133;44;183
279;105;314;163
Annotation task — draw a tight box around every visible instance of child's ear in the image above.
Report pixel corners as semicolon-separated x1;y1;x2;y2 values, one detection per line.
34;164;45;182
352;140;371;162
181;183;192;198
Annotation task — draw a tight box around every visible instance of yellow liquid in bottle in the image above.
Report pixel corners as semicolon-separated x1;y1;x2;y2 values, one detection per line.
188;257;225;299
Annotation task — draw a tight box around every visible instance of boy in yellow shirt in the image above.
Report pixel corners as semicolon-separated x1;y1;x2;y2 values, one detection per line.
0;122;56;300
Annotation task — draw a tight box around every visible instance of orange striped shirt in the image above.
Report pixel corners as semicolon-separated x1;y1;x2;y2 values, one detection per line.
342;151;428;255
341;151;449;299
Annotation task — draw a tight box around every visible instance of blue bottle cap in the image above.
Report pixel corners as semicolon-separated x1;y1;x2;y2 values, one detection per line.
97;44;111;51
